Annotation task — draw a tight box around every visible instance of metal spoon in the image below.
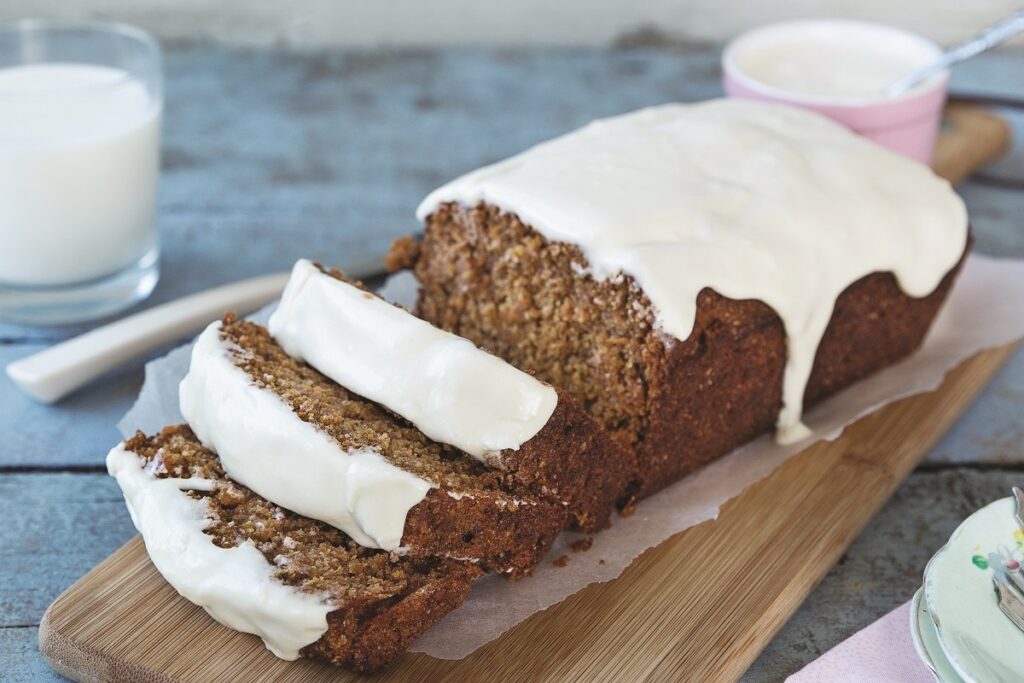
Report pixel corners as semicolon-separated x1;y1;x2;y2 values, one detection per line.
1014;486;1024;531
993;570;1024;634
993;487;1024;635
884;10;1024;98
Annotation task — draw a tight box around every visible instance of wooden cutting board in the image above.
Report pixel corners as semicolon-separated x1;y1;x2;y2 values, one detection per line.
40;104;1012;683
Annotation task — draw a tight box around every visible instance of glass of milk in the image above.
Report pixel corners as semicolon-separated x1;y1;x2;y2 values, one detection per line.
0;19;162;324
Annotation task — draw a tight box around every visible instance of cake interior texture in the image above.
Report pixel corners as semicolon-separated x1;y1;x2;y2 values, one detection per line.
222;314;513;496
219;314;567;576
124;426;480;672
282;268;634;534
404;202;964;498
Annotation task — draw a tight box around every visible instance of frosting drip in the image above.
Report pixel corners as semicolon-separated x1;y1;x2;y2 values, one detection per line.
106;443;331;660
179;321;432;551
269;260;558;459
416;99;968;443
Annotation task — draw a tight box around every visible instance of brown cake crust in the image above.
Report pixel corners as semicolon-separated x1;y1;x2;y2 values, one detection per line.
499;396;636;530
123;426;481;673
313;267;634;532
404;202;965;499
219;315;566;577
635;265;961;496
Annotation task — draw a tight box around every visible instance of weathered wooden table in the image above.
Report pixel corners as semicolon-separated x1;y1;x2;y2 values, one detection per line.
2;43;1022;681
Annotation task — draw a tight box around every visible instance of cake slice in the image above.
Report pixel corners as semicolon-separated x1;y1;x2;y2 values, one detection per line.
107;426;481;673
180;314;567;577
267;259;634;530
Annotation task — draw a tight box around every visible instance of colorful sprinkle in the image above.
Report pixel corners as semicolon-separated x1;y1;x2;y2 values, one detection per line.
1015;528;1024;545
1006;559;1020;570
972;555;989;570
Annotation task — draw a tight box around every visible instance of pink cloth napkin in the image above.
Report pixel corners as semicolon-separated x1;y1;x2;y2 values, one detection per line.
786;601;934;682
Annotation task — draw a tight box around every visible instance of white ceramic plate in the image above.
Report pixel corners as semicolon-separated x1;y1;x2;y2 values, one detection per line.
924;497;1024;683
911;586;965;682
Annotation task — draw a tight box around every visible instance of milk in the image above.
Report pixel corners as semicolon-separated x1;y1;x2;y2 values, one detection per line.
0;63;160;286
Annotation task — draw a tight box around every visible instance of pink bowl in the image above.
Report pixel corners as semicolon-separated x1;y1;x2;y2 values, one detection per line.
722;20;949;164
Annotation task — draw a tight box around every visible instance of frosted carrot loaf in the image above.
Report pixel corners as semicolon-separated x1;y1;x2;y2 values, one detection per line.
107;426;481;673
398;99;969;498
266;260;634;530
180;314;567;577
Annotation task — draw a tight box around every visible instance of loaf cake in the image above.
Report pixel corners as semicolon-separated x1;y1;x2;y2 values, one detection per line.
180;314;568;576
401;99;969;498
107;426;481;673
108;98;971;673
267;259;633;530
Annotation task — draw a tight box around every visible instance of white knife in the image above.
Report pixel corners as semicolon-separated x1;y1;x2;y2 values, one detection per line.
6;254;384;404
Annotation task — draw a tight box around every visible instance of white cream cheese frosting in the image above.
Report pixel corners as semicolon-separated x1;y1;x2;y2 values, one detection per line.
726;21;943;100
416;99;968;443
268;260;558;459
179;320;432;551
106;443;331;660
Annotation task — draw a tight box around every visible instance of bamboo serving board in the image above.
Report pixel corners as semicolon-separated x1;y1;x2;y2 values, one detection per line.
41;104;1012;683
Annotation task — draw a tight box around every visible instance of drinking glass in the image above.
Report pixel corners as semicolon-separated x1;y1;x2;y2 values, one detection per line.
0;18;162;324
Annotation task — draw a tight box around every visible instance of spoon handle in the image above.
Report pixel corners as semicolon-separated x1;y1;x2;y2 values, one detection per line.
885;10;1024;97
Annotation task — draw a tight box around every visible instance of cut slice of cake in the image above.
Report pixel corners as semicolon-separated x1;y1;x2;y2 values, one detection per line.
107;426;481;673
402;99;969;499
267;259;634;531
180;314;567;577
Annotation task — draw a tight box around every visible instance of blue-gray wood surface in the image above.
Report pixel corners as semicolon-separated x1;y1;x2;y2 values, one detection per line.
1;43;1022;681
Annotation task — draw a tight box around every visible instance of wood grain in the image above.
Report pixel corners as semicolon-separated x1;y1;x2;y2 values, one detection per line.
39;345;1019;682
935;102;1012;183
38;105;1014;682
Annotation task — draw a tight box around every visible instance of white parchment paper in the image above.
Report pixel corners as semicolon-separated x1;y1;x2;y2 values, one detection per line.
118;254;1024;659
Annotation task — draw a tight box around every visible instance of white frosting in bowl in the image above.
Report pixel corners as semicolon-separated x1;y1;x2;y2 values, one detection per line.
106;443;331;660
179;320;433;551
269;260;558;459
723;20;945;102
417;99;968;443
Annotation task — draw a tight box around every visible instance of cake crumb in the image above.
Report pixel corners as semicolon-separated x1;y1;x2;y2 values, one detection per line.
385;234;420;272
599;559;605;565
570;537;593;553
619;500;637;517
552;554;571;568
